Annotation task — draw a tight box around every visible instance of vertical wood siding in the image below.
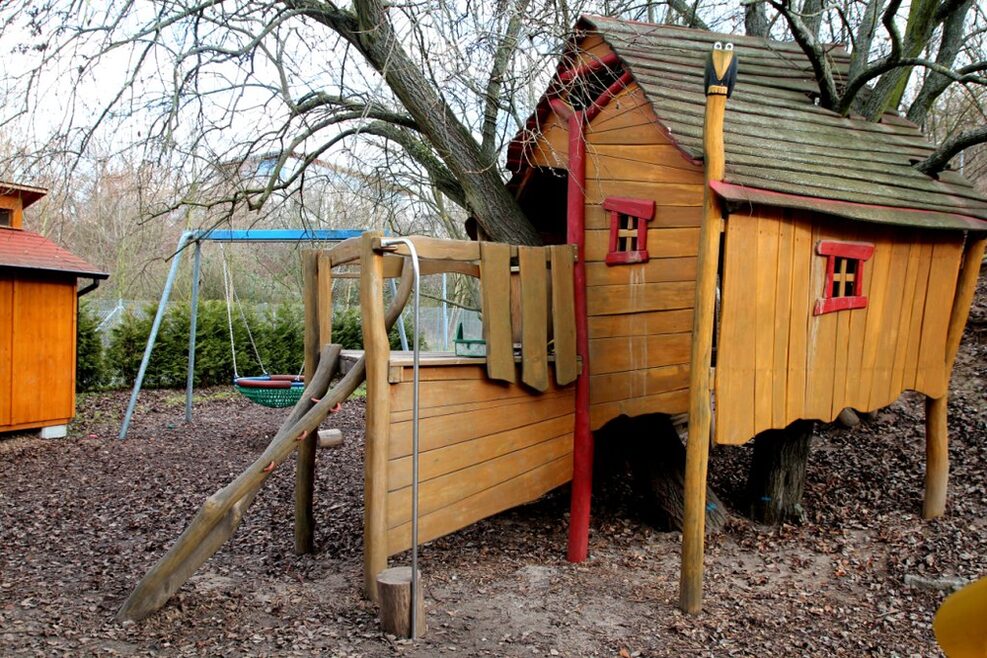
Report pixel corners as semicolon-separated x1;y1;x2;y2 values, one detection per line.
715;208;963;445
580;72;705;430
384;365;574;555
1;274;77;431
0;194;24;229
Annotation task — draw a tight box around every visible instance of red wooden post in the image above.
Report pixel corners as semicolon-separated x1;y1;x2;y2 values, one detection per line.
566;110;592;563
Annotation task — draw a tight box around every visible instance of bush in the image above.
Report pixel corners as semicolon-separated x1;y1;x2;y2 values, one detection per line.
331;308;364;350
331;307;425;351
106;305;154;386
258;302;304;375
103;300;426;389
76;301;105;391
106;301;268;389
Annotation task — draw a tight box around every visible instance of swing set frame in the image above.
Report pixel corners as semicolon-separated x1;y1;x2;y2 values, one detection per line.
118;228;363;440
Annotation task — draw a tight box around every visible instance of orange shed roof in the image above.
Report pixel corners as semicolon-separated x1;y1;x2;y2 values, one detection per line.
0;228;108;278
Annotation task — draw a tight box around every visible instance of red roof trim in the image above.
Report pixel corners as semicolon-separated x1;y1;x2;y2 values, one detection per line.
603;196;655;218
710;180;987;232
557;52;621;83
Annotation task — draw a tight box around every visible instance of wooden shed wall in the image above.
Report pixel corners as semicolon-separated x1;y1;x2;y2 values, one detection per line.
0;272;77;432
0;194;24;229
384;363;574;556
714;207;964;445
523;35;706;430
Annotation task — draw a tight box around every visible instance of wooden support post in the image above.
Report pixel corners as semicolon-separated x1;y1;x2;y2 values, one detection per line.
377;567;426;638
361;232;391;602
680;43;735;615
565;109;594;564
924;394;949;519
295;250;320;554
922;236;985;519
318;252;333;346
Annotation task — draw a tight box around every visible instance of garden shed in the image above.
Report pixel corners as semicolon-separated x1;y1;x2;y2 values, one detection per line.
0;181;108;437
507;16;987;611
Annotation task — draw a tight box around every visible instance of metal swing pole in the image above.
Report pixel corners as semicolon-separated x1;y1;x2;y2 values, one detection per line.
119;230;195;440
185;240;203;422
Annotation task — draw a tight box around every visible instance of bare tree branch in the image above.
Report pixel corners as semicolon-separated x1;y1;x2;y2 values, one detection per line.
839;57;987;115
915;124;987;174
666;0;710;30
289;0;540;244
481;0;531;160
769;0;841;109
907;0;976;126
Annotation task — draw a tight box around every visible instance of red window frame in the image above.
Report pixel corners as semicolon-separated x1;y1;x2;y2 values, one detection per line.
604;196;655;265
813;240;875;315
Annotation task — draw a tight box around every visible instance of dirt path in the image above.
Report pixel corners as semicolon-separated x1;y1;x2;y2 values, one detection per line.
1;279;984;657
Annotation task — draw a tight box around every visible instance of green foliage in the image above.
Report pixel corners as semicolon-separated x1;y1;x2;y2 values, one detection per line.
106;305;154;386
102;300;425;389
331;308;364;350
106;301;269;389
330;307;426;351
76;300;106;391
257;302;304;375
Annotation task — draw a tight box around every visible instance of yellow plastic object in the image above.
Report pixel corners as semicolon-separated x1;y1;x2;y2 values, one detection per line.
934;576;987;657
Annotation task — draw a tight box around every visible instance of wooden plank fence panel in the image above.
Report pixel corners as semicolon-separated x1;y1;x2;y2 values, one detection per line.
479;242;516;383
519;246;549;392
550;245;579;386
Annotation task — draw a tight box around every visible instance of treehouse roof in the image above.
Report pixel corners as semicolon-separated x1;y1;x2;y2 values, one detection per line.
509;15;987;232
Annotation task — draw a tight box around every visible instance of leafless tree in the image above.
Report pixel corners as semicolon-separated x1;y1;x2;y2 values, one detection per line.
1;0;984;286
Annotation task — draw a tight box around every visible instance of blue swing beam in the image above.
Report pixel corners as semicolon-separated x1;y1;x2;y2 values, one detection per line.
118;228;364;440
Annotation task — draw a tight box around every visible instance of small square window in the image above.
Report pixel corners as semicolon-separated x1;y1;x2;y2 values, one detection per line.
604;196;655;265
814;240;874;315
0;209;10;227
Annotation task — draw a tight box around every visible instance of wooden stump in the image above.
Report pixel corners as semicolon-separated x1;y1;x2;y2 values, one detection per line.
318;429;343;449
747;420;813;524
377;567;426;638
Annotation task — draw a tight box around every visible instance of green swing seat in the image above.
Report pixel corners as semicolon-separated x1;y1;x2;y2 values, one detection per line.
234;374;306;408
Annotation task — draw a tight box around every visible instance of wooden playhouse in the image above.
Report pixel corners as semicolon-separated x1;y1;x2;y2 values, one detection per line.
120;17;987;621
0;181;108;436
507;15;987;610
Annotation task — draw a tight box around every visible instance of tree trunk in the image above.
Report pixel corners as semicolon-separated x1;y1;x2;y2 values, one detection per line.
299;0;541;245
744;1;769;37
747;420;813;524
597;413;727;533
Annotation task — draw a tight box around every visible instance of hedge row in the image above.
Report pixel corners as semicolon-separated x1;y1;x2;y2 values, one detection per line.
77;300;418;391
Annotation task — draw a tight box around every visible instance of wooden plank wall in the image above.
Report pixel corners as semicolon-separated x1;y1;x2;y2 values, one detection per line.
1;274;77;430
384;364;574;556
0;193;24;229
579;42;705;430
0;278;12;424
715;207;964;445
